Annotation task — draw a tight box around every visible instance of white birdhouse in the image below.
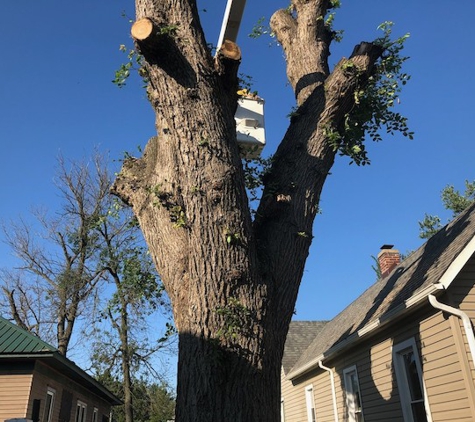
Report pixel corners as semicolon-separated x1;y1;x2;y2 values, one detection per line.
235;95;266;158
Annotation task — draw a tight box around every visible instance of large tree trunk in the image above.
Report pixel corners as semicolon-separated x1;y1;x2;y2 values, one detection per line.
112;1;384;420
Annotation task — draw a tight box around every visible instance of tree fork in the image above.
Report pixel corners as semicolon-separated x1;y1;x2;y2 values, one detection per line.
114;0;402;420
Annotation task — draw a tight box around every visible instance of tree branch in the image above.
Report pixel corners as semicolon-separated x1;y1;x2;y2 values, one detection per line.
271;0;333;105
254;41;385;325
320;42;384;126
3;287;29;331
270;10;297;52
214;40;241;105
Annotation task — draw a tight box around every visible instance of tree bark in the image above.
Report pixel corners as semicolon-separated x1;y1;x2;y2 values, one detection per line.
112;0;385;420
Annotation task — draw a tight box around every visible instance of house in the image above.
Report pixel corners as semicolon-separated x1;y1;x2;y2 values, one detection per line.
281;201;475;422
0;316;121;422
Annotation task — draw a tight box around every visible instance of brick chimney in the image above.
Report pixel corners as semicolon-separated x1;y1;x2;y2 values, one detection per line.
378;245;401;278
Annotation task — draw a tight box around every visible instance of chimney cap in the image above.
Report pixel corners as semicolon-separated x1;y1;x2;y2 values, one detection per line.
380;244;394;250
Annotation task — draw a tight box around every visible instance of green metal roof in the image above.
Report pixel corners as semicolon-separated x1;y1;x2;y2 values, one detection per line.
0;316;56;353
0;316;121;405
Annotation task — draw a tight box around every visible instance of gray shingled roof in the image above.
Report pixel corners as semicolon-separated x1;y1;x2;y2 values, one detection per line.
0;316;56;354
282;321;328;374
290;201;475;377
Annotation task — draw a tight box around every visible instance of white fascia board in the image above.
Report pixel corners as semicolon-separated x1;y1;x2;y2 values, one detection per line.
436;234;475;289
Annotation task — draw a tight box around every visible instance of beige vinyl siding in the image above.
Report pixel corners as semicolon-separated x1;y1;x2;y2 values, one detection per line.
0;373;33;420
451;255;475;318
363;338;401;420
281;368;314;422
333;334;405;422
443;259;475;419
281;367;337;422
283;304;475;421
29;368;64;422
283;262;475;422
418;310;473;421
449;255;475;380
283;333;407;421
313;370;334;421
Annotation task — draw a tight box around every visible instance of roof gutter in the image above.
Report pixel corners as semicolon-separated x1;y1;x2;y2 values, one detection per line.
0;352;55;359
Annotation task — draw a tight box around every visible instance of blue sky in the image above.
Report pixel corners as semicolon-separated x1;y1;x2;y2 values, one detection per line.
1;0;474;330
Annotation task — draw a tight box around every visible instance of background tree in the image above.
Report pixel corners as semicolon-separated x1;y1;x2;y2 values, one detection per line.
148;383;176;422
1;154;174;422
1;155;110;355
111;1;411;420
419;179;475;238
96;374;175;422
90;200;175;422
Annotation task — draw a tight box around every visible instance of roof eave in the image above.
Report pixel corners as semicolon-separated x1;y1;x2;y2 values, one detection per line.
286;283;439;380
53;353;123;405
0;352;122;405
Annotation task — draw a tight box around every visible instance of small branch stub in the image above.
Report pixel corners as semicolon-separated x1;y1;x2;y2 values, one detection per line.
217;40;242;61
131;18;155;41
215;40;242;96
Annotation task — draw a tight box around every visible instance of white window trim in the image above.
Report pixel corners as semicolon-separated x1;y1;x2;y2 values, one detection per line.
76;400;88;422
280;398;285;422
92;407;99;422
393;338;432;422
305;384;316;422
343;365;364;422
44;387;56;422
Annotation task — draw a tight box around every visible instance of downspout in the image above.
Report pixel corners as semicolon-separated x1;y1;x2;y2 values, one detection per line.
318;361;339;422
428;288;475;369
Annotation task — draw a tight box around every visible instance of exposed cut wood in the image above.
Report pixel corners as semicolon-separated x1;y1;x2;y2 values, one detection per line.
131;18;155;41
218;40;241;61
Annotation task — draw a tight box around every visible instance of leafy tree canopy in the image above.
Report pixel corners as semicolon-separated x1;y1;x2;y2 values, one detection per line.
419;180;475;238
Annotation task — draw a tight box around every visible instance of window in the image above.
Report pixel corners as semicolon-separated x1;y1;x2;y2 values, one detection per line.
343;366;364;422
393;338;431;422
75;401;87;422
93;408;99;422
32;399;41;422
43;388;56;422
305;385;316;422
